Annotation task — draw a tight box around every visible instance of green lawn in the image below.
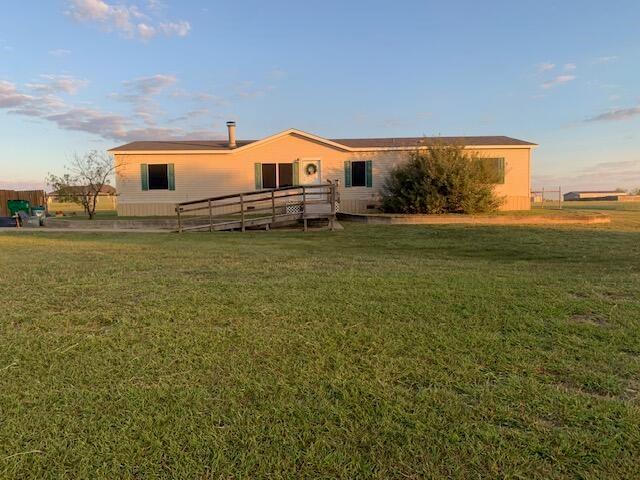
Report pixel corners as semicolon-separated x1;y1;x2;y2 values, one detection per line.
1;217;640;478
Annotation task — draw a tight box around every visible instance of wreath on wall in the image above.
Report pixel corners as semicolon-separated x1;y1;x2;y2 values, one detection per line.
305;163;318;175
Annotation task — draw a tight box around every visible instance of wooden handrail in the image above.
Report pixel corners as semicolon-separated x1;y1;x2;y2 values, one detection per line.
176;190;318;213
176;183;333;207
175;182;337;233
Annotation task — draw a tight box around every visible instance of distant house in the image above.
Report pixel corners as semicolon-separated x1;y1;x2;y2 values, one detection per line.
109;122;537;216
563;191;628;201
47;185;117;212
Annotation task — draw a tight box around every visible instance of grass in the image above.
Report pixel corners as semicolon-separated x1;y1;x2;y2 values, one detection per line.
1;210;640;478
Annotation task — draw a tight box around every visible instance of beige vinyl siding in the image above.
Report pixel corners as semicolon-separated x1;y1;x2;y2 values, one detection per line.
115;133;533;215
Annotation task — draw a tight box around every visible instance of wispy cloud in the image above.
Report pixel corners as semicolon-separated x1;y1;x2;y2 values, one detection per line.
593;55;618;64
1;69;284;142
65;0;190;41
534;159;640;191
49;49;72;57
26;75;89;95
111;74;177;125
541;74;576;89
537;62;555;72
563;63;576;71
0;76;219;142
585;105;640;122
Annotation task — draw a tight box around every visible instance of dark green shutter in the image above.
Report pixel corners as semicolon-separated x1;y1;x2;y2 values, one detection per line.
344;161;352;188
167;163;175;190
292;160;299;185
255;163;262;190
496;157;505;184
140;164;149;191
365;160;373;188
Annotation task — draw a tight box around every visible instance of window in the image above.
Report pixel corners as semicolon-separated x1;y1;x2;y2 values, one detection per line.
261;163;277;189
344;160;373;188
351;161;366;187
141;163;175;191
255;162;295;189
479;158;505;184
278;163;293;188
148;164;169;190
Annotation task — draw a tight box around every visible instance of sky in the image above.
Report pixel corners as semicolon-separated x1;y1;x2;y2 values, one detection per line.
1;0;639;192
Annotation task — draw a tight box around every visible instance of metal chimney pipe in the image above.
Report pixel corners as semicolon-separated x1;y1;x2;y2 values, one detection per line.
226;121;237;148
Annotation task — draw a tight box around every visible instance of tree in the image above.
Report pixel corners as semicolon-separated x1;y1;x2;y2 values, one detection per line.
381;143;503;214
47;151;118;220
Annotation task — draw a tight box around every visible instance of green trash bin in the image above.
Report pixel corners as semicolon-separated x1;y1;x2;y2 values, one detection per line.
7;200;30;216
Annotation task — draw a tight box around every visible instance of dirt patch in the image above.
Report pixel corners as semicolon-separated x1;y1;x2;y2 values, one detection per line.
621;380;640;401
568;291;590;300
597;291;632;301
570;312;608;325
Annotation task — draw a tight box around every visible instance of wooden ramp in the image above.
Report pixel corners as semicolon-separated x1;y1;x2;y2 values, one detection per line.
175;183;337;233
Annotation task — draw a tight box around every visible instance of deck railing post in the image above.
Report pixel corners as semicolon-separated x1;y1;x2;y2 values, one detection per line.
302;186;307;232
176;205;182;233
271;190;276;225
330;182;336;231
208;199;213;232
240;194;245;232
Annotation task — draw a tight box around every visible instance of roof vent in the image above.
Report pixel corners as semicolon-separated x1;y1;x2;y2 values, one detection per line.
226;121;237;148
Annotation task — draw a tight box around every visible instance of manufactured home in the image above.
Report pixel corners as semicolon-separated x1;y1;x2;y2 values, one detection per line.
109;122;537;216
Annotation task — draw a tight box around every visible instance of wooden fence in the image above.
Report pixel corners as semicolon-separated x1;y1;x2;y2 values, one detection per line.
0;190;46;216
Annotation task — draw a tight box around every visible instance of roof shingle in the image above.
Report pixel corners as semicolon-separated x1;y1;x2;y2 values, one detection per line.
110;135;536;152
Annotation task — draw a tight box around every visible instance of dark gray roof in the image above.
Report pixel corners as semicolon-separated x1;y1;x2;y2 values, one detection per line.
331;136;536;148
110;135;536;152
109;140;257;152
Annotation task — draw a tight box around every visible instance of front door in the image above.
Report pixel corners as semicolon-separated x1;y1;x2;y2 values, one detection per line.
300;159;321;186
299;159;322;202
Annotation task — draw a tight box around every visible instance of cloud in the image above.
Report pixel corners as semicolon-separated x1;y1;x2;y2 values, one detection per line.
585;105;640;122
1;69;283;143
158;21;190;37
110;74;177;125
541;74;576;89
268;67;288;80
534;159;640;191
137;23;157;40
0;76;219;142
26;75;89;95
563;63;576;71
0;80;35;108
537;62;555;72
0;180;47;190
49;49;72;57
593;56;618;64
122;74;177;96
65;0;190;41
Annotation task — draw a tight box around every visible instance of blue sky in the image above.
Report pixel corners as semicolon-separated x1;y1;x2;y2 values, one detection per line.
1;0;639;191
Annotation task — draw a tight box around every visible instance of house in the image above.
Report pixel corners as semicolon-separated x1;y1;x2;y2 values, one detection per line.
47;185;118;212
563;190;627;201
109;122;537;216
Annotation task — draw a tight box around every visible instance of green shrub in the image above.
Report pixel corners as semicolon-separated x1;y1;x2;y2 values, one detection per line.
381;143;503;214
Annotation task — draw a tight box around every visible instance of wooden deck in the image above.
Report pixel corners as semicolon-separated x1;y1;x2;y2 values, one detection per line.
175;183;337;232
